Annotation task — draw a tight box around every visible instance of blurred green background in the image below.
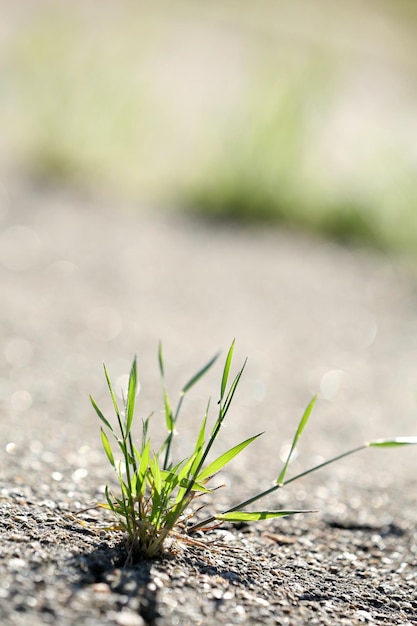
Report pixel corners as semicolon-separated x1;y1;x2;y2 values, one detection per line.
1;0;417;254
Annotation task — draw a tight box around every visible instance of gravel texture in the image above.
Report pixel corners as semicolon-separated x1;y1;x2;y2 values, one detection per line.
0;183;416;625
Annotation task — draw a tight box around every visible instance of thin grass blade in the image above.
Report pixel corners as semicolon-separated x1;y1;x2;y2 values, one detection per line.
161;469;211;496
177;454;198;485
158;343;176;465
130;472;138;498
220;340;235;401
215;509;315;522
137;440;151;488
150;456;162;496
190;409;208;475
163;389;174;432
90;395;114;433
101;428;115;467
164;498;190;531
159;466;180;502
192;372;245;487
189;443;365;532
104;485;115;511
277;394;317;485
97;502;112;511
221;361;247;416
191;412;223;482
158;341;165;378
366;437;417;447
179;478;211;493
181;352;219;394
197;433;263;483
103;363;121;423
194;413;207;456
125;357;137;437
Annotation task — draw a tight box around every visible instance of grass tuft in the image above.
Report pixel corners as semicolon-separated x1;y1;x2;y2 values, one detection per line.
90;342;417;560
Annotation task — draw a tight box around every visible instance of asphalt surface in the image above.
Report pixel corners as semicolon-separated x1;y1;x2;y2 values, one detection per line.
0;183;416;625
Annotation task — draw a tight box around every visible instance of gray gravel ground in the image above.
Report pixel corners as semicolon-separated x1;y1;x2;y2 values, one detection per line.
0;183;417;625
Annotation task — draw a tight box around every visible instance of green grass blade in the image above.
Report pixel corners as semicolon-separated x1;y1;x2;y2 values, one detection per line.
150;456;162;496
215;509;315;522
181;353;219;394
101;428;115;467
220;340;235;401
109;486;132;535
159;467;180;499
104;485;116;512
192;413;223;482
367;437;417;447
172;454;202;503
159;463;212;495
159;468;180;491
194;413;207;455
103;363;122;423
197;433;263;483
190;405;209;475
180;478;212;493
136;440;151;494
164;497;191;531
188;443;366;532
90;395;114;433
277;394;317;485
116;437;128;457
158;345;170;417
190;362;246;487
158;343;176;469
161;389;175;470
130;472;138;498
119;478;130;499
125;357;138;437
142;414;150;441
160;349;217;472
158;341;165;378
128;431;137;475
177;454;198;486
221;360;247;416
163;389;174;432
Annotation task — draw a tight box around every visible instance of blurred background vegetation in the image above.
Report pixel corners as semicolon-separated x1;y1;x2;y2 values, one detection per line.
1;0;417;254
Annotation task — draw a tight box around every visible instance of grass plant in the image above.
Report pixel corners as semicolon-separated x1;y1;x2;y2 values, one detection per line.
91;341;417;560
